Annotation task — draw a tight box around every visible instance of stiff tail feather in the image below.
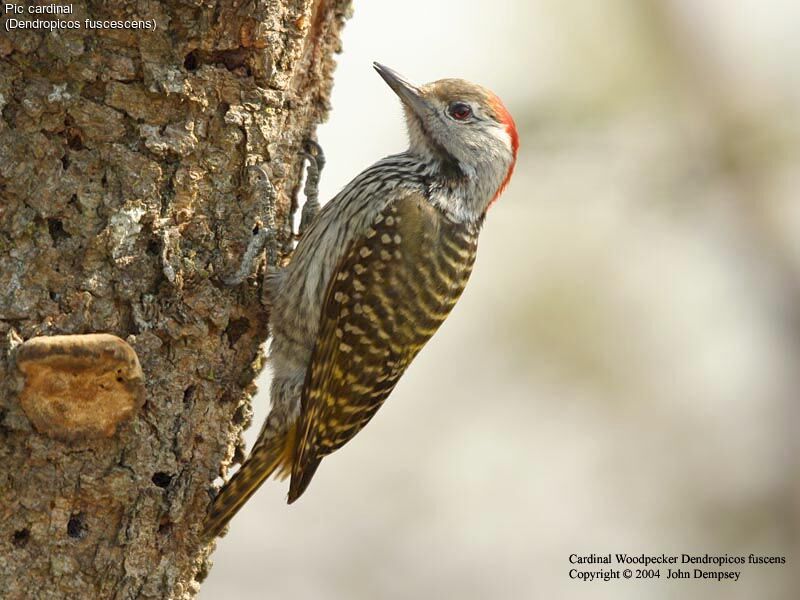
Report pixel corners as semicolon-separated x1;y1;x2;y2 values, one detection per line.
202;425;295;541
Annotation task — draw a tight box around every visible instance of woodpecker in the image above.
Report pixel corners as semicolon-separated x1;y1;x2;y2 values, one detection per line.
203;63;518;540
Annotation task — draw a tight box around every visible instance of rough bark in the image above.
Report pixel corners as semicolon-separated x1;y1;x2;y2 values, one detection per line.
0;1;351;598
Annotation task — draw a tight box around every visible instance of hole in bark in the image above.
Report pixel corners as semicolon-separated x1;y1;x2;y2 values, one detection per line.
184;50;199;71
61;153;70;170
158;518;172;535
66;128;84;150
152;472;174;488
194;560;210;583
49;290;61;302
183;385;196;405
48;218;70;245
68;194;82;214
226;317;250;346
101;173;108;187
12;529;30;548
67;513;87;539
232;404;248;425
146;238;160;256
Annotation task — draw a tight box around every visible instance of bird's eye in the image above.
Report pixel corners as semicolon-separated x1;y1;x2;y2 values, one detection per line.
448;102;472;121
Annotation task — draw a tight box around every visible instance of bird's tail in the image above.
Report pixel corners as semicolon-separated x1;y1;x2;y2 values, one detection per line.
202;425;296;541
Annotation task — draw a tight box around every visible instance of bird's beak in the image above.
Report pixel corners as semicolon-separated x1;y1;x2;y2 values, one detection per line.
373;62;430;119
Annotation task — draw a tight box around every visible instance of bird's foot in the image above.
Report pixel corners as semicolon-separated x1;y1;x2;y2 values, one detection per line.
298;139;326;240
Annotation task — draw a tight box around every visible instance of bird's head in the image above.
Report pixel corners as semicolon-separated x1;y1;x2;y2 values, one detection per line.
374;62;518;217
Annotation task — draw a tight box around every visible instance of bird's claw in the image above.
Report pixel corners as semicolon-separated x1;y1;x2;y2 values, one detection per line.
298;139;326;239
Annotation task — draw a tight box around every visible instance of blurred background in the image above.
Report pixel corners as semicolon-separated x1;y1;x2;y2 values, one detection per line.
202;1;799;598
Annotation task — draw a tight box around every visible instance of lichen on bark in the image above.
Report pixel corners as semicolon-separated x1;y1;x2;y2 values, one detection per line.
0;1;352;598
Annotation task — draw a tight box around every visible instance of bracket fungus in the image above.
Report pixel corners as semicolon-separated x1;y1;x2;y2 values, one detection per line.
14;334;145;441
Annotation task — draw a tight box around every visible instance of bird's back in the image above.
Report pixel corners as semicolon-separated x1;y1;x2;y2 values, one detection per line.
269;153;437;369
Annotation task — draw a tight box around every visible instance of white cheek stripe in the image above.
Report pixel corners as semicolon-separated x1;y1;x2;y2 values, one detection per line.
488;124;513;151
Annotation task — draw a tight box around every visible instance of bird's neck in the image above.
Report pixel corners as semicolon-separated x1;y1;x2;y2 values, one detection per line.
414;153;500;225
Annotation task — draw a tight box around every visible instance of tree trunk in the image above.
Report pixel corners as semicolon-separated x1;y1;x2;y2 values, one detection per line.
0;1;351;598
